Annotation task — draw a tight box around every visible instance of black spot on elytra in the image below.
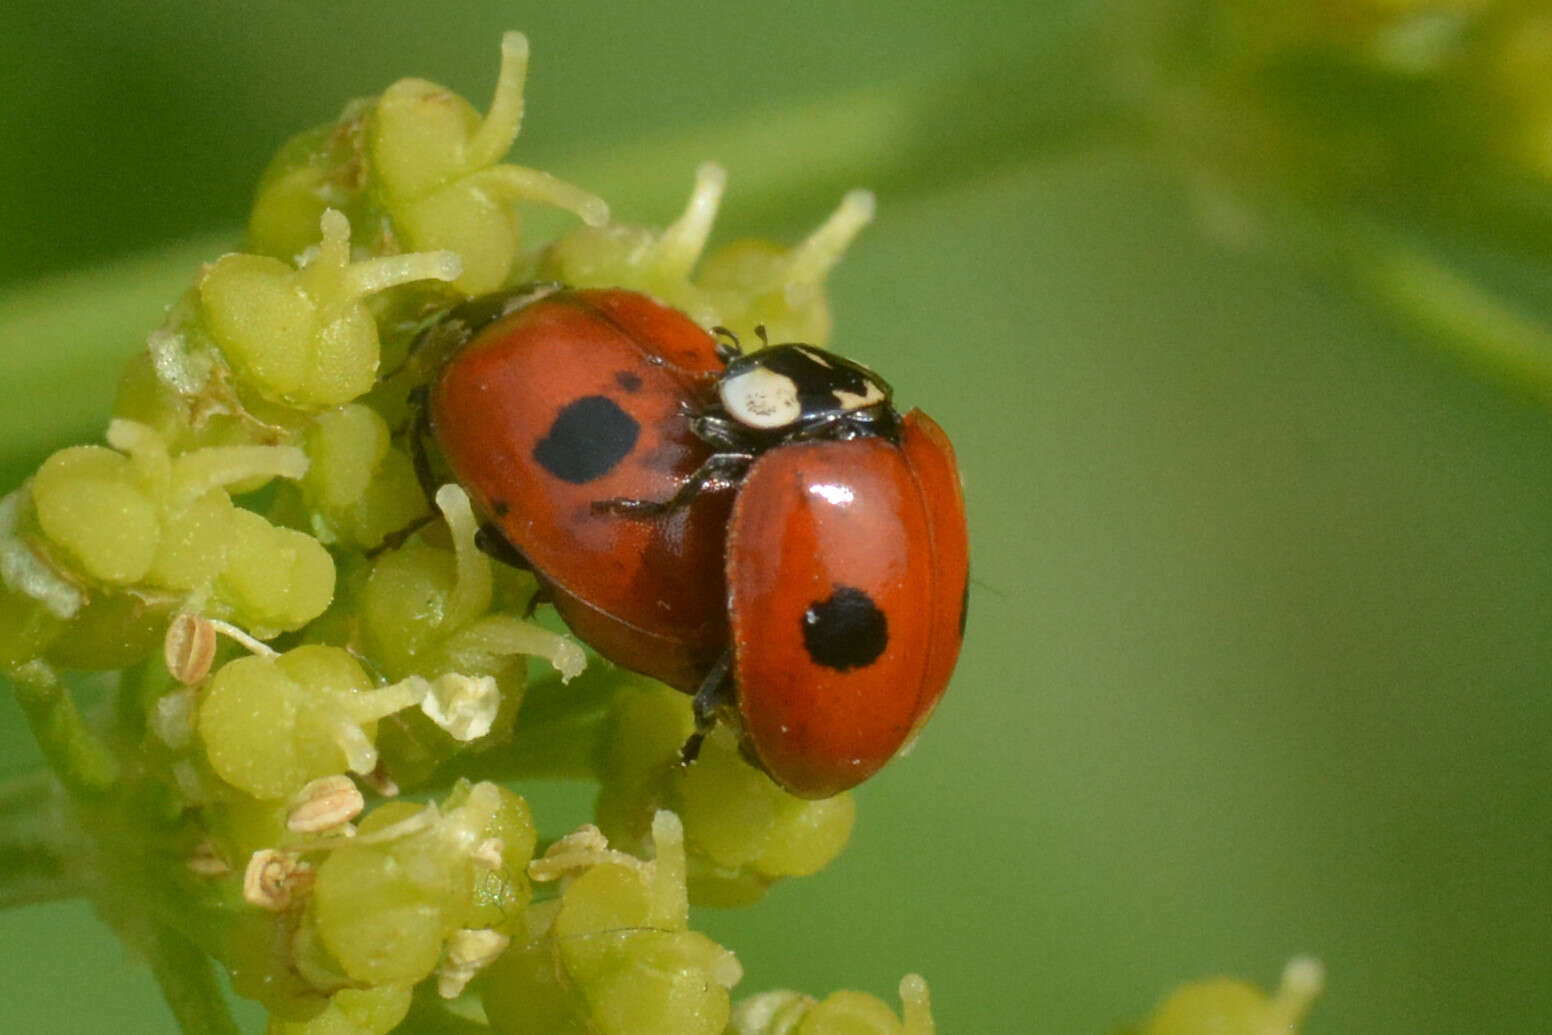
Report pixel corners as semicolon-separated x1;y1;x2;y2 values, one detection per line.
533;395;640;484
802;586;888;671
491;499;510;517
958;579;969;639
614;370;643;392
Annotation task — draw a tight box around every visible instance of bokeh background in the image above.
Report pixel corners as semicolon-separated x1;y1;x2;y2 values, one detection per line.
2;2;1550;1032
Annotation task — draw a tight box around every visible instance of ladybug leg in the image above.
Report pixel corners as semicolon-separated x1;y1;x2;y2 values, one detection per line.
679;649;733;766
591;451;752;517
364;512;437;558
475;524;552;617
405;384;442;508
522;582;554;619
689;413;750;451
474;523;533;571
364;386;442;558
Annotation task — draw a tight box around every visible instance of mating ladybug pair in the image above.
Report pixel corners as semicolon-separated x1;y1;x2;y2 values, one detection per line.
419;285;967;798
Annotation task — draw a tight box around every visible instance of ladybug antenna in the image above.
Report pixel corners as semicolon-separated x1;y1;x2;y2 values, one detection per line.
754;324;770;349
712;325;742;363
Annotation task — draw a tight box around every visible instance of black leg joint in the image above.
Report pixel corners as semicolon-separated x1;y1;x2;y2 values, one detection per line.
592;452;753;518
679;650;733;767
474;523;531;571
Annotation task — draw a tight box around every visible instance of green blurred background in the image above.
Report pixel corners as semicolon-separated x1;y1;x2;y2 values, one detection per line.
1;2;1549;1032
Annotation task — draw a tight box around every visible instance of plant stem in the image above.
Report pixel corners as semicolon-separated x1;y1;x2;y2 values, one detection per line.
1334;220;1552;407
9;664;119;796
146;921;242;1035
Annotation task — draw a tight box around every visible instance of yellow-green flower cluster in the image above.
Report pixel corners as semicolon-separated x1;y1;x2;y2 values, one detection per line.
0;419;326;671
535;160;876;346
227;778;536;1027
249;32;607;297
0;31;932;1033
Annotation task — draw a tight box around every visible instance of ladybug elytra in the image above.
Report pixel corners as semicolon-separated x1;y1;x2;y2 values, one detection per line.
424;285;732;691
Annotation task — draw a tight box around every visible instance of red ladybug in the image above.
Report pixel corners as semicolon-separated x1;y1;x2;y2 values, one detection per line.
599;335;970;799
424;285;732;690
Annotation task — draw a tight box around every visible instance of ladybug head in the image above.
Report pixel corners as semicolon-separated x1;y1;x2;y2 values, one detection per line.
715;342;898;443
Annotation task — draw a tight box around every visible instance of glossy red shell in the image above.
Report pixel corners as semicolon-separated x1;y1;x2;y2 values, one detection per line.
725;410;968;798
430;289;732;689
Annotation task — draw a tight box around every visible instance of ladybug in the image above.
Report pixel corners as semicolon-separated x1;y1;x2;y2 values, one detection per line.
598;332;969;799
421;287;967;799
420;284;733;690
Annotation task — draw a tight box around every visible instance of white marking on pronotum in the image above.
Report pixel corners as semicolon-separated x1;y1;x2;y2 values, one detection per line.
832;378;886;411
720;366;802;429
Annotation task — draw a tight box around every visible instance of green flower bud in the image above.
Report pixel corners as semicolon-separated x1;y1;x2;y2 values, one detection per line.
359;484;583;684
201;210;460;410
484;812;741;1035
538;162;726;324
32;445;159;584
729;974;935;1035
207;795;292;867
224;909;333;1022
305;404;390;513
111;418;311;593
250;33;606;297
199;646;365;798
18;425;320;669
146;487;236;591
696;188;874;347
267;984;413;1035
197;644;439;799
299;404;427;550
371;33;607;295
248;106;370;268
310;781;534;986
353;486;583;785
1137;957;1324;1035
539;165;872;348
596;683;854;906
216;508;335;636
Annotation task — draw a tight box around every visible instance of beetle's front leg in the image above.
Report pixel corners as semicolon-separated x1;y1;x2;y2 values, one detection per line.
591;451;753;517
689;412;754;451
